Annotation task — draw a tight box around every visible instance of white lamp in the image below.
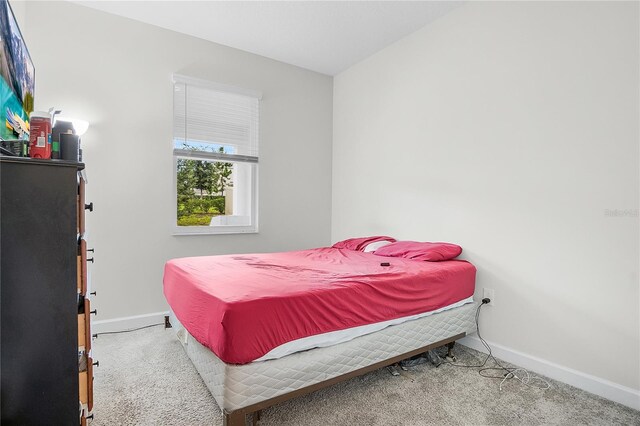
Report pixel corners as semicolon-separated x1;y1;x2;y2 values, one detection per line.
56;116;89;136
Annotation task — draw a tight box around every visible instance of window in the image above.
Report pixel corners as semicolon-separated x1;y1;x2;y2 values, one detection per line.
173;75;260;234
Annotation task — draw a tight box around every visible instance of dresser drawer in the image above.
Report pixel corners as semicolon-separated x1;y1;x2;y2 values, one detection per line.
78;299;92;352
79;371;88;404
78;359;94;408
78;175;85;236
77;314;86;347
77;254;82;293
78;239;88;295
87;357;94;411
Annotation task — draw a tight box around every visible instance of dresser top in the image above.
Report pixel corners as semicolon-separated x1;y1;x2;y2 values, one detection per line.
0;155;84;170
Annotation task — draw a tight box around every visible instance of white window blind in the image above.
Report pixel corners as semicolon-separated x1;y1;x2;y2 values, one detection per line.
173;75;260;159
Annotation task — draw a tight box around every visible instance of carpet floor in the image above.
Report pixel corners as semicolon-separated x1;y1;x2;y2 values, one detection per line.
91;327;639;425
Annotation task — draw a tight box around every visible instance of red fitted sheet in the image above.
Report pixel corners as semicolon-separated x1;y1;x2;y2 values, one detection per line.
163;247;476;364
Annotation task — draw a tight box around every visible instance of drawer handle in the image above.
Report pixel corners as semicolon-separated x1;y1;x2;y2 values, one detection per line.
92;334;98;339
88;248;95;253
90;309;97;316
87;258;94;263
86;414;94;420
93;360;99;367
85;202;93;212
90;291;97;296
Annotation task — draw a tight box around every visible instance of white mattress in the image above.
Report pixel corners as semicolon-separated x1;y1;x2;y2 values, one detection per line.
256;296;475;361
171;301;478;411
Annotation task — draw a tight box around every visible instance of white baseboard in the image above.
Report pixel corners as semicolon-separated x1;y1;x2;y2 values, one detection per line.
91;311;169;334
91;313;639;411
459;335;640;411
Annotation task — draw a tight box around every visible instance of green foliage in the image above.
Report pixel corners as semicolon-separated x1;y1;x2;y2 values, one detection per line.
177;195;226;227
212;147;233;196
211;197;225;215
177;158;196;204
176;147;233;198
193;160;214;196
176;144;232;226
177;214;215;226
178;196;224;216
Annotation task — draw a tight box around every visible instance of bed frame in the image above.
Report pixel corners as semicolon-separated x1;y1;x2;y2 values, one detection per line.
169;302;477;426
221;335;463;426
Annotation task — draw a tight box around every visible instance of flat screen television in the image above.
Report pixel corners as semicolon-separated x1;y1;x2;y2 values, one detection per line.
0;0;34;141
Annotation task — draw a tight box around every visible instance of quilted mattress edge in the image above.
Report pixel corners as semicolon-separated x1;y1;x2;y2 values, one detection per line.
171;301;478;411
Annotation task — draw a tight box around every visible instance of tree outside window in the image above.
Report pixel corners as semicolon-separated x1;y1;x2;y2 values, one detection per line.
176;145;233;226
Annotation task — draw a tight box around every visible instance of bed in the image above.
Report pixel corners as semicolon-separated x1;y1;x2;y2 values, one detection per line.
164;245;478;425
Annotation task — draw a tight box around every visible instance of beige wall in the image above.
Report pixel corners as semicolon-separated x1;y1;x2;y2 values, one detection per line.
23;1;333;320
333;1;639;393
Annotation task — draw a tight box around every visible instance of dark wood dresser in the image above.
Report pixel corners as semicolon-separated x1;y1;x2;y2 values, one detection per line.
1;156;95;425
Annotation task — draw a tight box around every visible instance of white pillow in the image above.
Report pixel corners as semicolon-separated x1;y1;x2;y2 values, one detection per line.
363;240;393;253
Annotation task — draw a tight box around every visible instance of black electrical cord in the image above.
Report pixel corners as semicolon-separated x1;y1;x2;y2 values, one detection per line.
94;323;164;336
439;299;515;380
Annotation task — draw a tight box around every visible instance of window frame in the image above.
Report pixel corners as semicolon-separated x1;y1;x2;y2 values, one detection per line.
171;75;261;236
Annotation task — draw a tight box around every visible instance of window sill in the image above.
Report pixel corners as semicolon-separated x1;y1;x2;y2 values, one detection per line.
172;226;258;236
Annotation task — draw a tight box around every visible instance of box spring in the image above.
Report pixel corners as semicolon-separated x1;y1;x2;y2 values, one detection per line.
171;301;478;412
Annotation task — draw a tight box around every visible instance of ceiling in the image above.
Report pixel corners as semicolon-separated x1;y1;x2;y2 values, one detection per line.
73;1;460;76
